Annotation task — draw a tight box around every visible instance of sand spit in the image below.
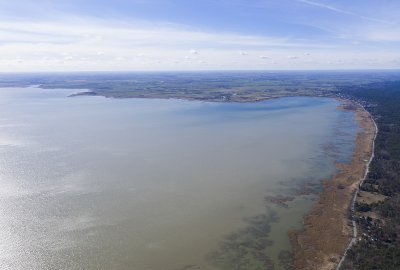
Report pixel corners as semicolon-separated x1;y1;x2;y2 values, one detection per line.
289;99;376;270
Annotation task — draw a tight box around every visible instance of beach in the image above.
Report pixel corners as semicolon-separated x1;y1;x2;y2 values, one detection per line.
289;99;377;270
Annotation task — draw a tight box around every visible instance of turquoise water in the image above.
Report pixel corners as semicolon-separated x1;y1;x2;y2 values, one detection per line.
0;87;357;270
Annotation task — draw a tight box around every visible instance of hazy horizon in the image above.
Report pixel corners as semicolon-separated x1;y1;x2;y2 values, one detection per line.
1;69;400;74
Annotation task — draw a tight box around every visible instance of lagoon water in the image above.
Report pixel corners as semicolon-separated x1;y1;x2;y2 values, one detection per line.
0;87;357;270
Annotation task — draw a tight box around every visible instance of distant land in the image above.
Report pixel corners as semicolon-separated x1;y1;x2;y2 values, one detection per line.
1;71;400;102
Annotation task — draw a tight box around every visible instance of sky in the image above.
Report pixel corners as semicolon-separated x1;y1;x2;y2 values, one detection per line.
1;0;400;71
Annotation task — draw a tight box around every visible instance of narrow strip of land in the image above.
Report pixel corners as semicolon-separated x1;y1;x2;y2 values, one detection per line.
289;100;377;270
335;106;378;270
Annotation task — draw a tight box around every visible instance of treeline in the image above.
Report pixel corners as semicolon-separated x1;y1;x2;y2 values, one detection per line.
339;81;400;269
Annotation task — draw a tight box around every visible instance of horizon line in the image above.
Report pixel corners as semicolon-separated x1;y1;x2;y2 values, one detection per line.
1;68;400;74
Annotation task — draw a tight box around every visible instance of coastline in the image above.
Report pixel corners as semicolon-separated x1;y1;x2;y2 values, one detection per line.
289;99;377;270
4;85;378;269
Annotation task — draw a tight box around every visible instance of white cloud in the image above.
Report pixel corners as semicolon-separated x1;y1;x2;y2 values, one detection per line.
297;0;394;25
0;19;323;50
362;29;400;42
0;17;399;71
298;0;350;15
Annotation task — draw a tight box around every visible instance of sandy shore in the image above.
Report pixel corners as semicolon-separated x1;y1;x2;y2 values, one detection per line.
289;99;377;270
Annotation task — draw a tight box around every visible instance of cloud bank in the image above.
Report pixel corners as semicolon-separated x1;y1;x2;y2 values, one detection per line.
0;0;399;71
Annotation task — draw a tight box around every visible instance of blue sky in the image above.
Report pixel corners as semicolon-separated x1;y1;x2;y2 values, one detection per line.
1;0;400;71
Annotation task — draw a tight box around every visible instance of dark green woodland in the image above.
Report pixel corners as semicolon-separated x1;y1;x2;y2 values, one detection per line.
340;81;400;270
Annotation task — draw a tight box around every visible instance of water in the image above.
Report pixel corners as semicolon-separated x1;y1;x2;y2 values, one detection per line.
0;87;358;270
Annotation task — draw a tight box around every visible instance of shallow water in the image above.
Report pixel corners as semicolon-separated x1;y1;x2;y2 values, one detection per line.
0;87;357;270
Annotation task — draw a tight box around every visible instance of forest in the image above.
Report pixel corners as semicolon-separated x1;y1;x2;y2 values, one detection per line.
340;81;400;269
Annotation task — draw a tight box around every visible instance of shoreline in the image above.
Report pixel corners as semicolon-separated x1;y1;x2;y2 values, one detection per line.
4;85;376;268
335;103;378;270
289;99;377;270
